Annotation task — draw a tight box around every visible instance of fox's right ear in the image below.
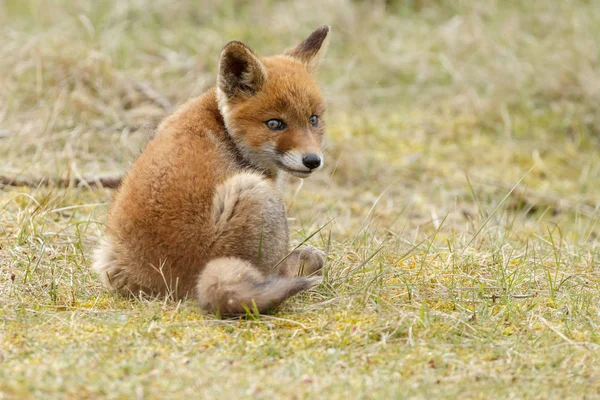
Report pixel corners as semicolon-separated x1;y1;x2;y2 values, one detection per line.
218;41;267;99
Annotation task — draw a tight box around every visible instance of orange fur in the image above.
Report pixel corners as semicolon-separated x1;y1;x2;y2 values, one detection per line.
93;26;330;315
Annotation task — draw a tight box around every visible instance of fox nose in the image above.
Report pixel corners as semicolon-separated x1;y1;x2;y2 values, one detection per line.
302;154;322;170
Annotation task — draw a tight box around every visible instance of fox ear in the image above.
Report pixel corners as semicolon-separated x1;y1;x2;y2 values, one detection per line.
218;41;267;98
285;25;330;73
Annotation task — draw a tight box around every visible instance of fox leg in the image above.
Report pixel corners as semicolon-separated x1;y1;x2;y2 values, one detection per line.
196;172;320;314
92;238;156;297
209;171;323;278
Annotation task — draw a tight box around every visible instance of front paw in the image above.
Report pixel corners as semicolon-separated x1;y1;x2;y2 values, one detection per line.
291;246;324;277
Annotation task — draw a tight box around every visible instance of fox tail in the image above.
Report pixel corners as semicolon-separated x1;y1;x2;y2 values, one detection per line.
196;257;320;315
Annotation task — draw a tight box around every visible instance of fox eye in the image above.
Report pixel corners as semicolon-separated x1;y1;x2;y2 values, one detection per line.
309;115;319;127
265;119;286;131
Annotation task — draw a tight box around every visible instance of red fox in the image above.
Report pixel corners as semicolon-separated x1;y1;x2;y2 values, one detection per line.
93;26;330;315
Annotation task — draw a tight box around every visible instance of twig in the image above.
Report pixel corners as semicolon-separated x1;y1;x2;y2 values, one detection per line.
481;293;538;300
0;175;122;189
537;315;589;349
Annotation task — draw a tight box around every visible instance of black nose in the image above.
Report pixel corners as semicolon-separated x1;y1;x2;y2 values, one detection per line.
302;154;322;170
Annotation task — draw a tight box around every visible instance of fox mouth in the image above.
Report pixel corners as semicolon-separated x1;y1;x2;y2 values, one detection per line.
284;167;312;178
277;163;313;178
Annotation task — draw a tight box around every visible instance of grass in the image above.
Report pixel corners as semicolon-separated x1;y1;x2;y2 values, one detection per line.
1;0;600;398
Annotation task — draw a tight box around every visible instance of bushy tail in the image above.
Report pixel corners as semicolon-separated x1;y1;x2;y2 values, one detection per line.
196;257;321;315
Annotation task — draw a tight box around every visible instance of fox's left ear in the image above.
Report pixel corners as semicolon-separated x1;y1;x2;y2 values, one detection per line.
285;25;330;73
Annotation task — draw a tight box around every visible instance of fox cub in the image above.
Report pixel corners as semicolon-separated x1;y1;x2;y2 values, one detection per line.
93;26;330;315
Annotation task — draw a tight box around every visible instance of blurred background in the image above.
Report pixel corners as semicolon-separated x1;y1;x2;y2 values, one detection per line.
2;0;600;274
1;1;599;237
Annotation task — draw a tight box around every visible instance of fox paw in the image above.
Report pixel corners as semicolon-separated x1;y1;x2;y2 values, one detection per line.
282;246;324;277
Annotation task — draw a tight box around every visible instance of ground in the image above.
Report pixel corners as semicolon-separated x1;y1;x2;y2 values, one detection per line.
1;0;600;398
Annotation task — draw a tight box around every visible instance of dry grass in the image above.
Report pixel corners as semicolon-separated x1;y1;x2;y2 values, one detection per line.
1;0;600;398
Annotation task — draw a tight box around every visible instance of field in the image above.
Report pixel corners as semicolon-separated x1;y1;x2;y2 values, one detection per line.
1;0;600;398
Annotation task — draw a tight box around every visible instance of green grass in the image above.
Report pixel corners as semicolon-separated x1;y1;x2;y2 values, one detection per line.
2;0;600;398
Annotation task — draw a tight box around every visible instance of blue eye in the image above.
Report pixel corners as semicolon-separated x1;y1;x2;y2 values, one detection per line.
266;119;286;131
309;115;319;127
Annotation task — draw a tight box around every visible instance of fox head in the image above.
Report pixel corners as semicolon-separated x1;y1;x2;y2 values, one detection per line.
216;26;330;178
